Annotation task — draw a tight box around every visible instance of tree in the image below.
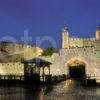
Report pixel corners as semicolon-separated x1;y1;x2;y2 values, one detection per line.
42;47;58;56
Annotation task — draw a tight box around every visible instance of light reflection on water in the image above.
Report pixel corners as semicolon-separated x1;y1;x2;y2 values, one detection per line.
0;80;100;100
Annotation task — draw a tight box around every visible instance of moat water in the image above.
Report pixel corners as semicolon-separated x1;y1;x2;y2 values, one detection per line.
0;80;100;100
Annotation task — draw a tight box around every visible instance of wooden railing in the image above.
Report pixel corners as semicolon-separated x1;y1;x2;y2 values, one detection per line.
0;75;24;80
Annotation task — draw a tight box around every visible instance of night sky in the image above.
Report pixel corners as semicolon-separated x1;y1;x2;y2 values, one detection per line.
0;0;100;48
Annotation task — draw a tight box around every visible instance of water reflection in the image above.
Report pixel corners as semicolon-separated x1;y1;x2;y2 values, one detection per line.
0;85;54;100
0;80;100;100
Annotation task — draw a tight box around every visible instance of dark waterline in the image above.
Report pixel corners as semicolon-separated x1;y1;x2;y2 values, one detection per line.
0;80;100;100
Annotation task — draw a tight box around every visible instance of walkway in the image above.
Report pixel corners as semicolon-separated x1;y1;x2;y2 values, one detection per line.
44;79;100;100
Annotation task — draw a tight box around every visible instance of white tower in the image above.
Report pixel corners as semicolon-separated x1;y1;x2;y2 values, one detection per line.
62;27;69;49
96;24;100;40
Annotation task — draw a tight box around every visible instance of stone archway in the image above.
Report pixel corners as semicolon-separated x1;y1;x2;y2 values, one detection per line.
67;59;86;78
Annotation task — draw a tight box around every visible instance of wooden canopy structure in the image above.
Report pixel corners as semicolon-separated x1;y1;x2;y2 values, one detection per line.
23;58;51;66
22;58;52;83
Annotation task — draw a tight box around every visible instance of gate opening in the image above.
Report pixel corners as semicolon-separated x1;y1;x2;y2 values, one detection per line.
67;59;86;78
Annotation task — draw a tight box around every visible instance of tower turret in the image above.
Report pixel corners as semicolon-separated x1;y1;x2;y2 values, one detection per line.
62;26;69;49
96;23;100;40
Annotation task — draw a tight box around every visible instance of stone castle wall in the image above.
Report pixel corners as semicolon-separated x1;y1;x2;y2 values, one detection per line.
0;27;100;77
0;62;24;75
0;42;43;62
41;40;100;77
69;38;95;47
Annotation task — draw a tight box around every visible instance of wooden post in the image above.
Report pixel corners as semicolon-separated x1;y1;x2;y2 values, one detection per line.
42;64;45;82
48;65;50;75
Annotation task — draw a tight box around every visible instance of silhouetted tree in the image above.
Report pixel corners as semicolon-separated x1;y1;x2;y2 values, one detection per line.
42;47;58;56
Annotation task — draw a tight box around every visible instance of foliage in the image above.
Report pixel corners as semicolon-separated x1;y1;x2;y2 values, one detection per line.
42;47;58;56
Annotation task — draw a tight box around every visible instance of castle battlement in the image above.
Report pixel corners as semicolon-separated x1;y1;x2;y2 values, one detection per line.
62;25;100;49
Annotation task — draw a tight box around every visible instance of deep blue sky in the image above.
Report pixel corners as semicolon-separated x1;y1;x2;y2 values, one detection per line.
0;0;100;48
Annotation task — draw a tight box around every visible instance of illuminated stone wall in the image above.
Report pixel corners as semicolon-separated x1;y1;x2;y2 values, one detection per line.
0;42;43;62
0;42;43;76
0;40;100;77
41;40;100;77
69;38;95;47
60;26;100;77
0;62;24;75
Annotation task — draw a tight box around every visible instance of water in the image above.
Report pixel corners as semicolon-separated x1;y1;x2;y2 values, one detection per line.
0;80;100;100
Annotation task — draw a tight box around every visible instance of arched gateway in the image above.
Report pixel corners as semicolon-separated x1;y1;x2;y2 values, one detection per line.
67;59;86;78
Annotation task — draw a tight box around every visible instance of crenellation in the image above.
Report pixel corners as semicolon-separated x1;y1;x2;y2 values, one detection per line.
48;25;100;76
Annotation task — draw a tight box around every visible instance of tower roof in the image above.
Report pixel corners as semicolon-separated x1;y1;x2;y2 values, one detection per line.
97;23;100;30
63;26;68;32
